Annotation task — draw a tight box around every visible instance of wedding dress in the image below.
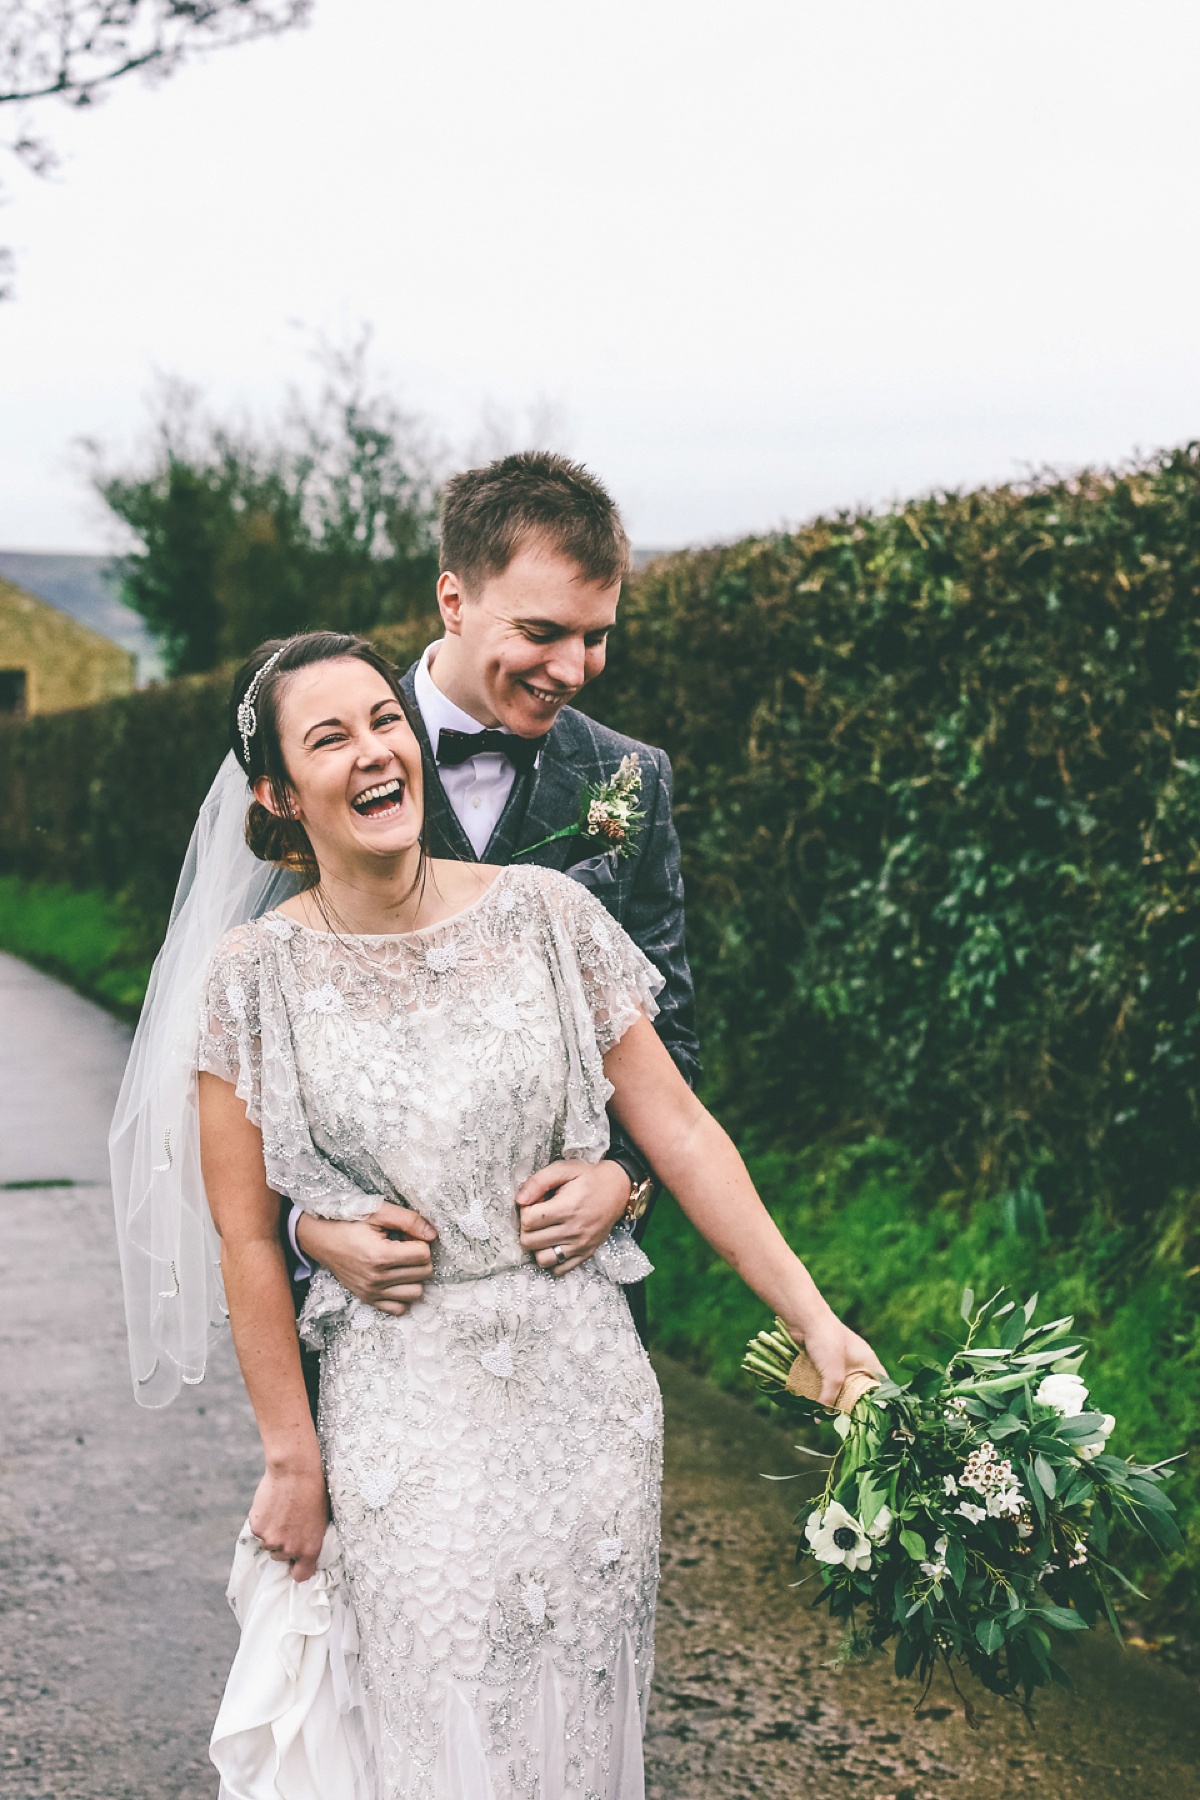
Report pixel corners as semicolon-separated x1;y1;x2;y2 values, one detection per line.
198;864;665;1800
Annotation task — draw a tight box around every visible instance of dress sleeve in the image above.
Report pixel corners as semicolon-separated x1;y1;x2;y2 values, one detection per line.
553;873;665;1054
197;926;264;1125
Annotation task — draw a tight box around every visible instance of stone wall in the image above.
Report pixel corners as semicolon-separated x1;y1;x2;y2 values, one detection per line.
0;578;135;716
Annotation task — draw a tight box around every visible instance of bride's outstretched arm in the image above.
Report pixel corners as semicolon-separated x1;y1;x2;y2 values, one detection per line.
199;1071;329;1581
603;1017;884;1405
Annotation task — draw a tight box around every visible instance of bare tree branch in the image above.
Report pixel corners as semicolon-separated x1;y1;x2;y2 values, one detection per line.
0;2;311;110
0;1;310;294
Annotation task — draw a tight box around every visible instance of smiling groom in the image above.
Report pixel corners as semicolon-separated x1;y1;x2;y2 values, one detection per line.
289;452;698;1350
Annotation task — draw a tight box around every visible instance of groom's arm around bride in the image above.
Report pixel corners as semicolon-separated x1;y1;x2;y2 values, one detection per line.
290;452;698;1339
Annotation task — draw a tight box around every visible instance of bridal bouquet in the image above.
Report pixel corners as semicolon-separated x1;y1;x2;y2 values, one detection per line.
743;1287;1181;1718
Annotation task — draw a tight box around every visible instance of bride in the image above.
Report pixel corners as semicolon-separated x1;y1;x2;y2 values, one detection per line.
112;629;881;1800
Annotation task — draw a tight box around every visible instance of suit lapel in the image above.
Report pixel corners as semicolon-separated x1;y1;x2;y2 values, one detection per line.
500;711;598;867
401;665;478;863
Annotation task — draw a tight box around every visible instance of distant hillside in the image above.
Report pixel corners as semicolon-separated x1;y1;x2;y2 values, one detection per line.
0;552;164;684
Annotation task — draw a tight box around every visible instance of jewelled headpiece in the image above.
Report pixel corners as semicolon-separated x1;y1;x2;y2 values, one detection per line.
237;647;285;768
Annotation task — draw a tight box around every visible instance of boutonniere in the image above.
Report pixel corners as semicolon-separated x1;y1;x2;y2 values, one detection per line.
515;753;646;862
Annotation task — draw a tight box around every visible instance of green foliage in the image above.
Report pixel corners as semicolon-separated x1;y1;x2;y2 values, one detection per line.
585;446;1200;1246
0;875;152;1014
643;1143;1199;1621
92;349;440;675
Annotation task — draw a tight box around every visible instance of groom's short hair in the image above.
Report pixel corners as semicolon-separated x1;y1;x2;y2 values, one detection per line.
440;451;630;596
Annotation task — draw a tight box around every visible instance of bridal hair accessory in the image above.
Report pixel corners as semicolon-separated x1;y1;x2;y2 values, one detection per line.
515;753;646;862
237;647;285;767
109;753;302;1406
743;1288;1181;1720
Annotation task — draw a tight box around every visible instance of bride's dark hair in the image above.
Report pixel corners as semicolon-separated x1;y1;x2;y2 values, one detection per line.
229;631;424;882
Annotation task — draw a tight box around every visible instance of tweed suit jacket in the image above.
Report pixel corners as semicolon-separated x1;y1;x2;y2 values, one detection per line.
401;663;700;1138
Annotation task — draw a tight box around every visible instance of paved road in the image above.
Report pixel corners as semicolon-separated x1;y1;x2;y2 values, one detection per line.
2;953;1197;1800
0;954;260;1798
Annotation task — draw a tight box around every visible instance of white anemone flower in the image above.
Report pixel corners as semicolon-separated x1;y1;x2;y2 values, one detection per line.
867;1505;894;1544
1034;1373;1089;1417
805;1501;873;1572
1076;1413;1116;1460
920;1533;950;1581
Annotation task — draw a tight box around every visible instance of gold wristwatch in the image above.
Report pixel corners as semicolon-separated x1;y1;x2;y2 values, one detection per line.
623;1174;655;1225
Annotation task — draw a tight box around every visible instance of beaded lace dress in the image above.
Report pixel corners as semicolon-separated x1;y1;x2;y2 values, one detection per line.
198;865;665;1800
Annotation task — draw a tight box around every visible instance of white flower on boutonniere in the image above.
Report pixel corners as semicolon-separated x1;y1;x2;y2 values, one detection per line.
516;754;646;863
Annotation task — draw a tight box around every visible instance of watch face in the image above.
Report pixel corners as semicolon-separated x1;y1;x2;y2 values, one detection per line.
630;1179;653;1221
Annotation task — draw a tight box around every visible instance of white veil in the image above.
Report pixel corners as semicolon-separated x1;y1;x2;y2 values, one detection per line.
109;753;302;1407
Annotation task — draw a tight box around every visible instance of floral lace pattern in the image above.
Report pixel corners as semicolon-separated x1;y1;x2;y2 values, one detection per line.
198;867;665;1797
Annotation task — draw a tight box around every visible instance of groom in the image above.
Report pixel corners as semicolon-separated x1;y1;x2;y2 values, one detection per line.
289;451;698;1350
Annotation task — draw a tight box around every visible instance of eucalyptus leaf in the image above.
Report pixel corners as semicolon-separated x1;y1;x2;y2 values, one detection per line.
1125;1479;1175;1513
1034;1605;1088;1633
858;1477;887;1532
1001;1308;1027;1350
1139;1508;1185;1555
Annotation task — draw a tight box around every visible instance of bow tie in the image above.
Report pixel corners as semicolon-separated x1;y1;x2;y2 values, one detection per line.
436;726;542;774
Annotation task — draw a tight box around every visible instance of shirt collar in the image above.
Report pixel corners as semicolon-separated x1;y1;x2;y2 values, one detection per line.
415;641;546;769
414;641;515;743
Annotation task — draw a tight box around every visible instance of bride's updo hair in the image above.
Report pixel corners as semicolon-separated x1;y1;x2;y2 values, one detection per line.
230;631;420;879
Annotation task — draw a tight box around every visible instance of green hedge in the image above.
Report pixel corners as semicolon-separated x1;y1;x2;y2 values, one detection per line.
583;447;1200;1251
0;670;230;923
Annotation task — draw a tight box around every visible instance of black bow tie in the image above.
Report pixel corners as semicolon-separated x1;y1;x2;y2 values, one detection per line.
436;726;542;774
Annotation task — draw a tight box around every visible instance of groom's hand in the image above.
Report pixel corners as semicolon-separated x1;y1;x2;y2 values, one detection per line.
295;1204;438;1315
516;1160;631;1274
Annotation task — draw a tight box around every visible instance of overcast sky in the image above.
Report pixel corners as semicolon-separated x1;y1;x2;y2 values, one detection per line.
3;0;1199;552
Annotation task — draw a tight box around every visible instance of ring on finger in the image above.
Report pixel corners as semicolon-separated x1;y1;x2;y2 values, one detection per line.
553;1245;567;1266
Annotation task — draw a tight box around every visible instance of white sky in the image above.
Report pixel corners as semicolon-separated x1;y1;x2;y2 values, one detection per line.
3;0;1200;551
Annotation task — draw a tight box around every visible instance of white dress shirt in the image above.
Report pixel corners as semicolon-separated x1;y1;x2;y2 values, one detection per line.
414;641;524;858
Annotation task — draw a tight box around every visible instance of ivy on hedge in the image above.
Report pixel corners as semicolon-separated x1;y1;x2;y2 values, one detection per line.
580;445;1200;1242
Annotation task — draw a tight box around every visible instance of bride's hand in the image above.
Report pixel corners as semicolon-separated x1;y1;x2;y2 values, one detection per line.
249;1458;330;1583
787;1306;886;1410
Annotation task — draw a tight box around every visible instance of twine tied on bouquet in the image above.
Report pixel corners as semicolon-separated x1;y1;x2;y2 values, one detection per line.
743;1320;880;1416
783;1348;879;1415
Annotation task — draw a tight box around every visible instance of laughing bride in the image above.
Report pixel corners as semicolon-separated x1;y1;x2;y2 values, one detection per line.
110;629;881;1800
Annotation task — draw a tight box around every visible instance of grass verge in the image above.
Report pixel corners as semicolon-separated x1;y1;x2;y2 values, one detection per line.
0;876;153;1018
